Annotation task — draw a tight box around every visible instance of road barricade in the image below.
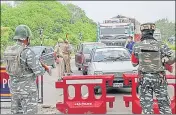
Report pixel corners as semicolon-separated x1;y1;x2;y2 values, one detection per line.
123;73;176;114
0;67;11;102
0;66;43;104
55;74;115;114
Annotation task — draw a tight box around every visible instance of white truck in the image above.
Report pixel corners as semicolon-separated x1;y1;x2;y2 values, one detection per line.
153;28;162;41
96;15;141;46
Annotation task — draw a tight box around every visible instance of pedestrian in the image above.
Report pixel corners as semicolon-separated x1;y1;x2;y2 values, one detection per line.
54;40;65;81
131;23;175;114
125;35;135;54
62;39;72;74
3;25;51;114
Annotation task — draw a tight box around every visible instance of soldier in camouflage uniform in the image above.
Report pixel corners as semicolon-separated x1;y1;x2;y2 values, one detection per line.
131;23;175;114
3;25;50;114
54;41;65;80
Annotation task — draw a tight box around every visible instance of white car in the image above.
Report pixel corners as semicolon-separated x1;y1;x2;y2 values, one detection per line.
87;46;138;94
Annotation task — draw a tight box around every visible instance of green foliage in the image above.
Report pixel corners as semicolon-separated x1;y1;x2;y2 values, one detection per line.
155;18;175;50
1;1;97;54
1;27;14;54
155;18;175;41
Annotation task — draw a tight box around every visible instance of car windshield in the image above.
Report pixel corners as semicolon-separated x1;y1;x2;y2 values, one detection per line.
83;44;105;54
30;46;46;56
93;48;130;62
31;47;42;55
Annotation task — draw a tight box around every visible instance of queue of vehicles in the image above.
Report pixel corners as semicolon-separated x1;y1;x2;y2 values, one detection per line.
75;42;106;75
75;15;154;93
96;15;162;46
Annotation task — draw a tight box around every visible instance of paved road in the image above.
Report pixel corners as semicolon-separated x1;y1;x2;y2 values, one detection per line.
40;57;175;114
1;57;175;114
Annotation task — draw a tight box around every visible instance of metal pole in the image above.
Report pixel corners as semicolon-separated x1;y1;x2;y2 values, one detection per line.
39;28;43;46
40;75;43;104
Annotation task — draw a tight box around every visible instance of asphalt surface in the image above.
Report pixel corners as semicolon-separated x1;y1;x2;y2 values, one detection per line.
1;57;175;114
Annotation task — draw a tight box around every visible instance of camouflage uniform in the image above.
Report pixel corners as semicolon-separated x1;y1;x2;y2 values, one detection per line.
62;40;72;73
132;23;175;114
4;25;45;114
54;43;65;80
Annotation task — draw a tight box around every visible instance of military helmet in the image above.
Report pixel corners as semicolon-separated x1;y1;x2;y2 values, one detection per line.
13;25;32;40
140;23;156;36
140;23;156;32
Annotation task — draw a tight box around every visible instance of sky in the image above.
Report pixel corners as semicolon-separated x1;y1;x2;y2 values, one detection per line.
2;1;175;24
68;1;175;23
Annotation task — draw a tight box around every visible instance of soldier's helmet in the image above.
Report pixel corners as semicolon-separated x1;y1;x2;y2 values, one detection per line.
13;25;32;40
140;23;156;36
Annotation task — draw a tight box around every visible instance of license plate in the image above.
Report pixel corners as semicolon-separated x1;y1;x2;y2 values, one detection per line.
113;83;123;88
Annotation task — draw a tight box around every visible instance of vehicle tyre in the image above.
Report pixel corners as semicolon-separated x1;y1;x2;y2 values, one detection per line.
82;70;87;75
78;67;81;71
52;64;56;68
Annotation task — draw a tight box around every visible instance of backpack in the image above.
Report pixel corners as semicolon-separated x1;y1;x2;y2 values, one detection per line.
3;45;27;77
138;39;164;73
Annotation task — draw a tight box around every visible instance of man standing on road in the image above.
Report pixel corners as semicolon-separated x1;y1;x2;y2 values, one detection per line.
3;25;50;114
125;36;135;54
54;40;65;81
62;39;72;74
131;23;175;114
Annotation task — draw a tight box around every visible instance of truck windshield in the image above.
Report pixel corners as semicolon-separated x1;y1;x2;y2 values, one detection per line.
100;27;129;35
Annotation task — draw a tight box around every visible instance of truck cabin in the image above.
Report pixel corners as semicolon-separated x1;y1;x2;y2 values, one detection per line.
98;23;134;47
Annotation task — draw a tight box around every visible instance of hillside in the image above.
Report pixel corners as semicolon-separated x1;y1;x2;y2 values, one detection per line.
1;1;97;54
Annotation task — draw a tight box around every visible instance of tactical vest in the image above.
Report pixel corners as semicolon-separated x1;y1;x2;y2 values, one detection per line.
137;39;164;73
3;45;27;77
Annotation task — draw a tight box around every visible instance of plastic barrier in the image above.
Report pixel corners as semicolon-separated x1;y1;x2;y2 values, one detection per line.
55;74;115;114
0;66;43;104
0;67;11;102
123;73;176;114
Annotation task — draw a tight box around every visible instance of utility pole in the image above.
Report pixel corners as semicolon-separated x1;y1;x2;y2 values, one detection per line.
79;32;82;41
39;28;43;46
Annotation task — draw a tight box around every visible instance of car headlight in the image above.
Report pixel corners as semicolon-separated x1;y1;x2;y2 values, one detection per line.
94;71;103;75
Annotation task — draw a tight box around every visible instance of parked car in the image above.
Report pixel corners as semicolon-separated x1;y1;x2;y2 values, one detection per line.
168;36;175;45
30;46;57;68
75;42;106;75
87;46;138;94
